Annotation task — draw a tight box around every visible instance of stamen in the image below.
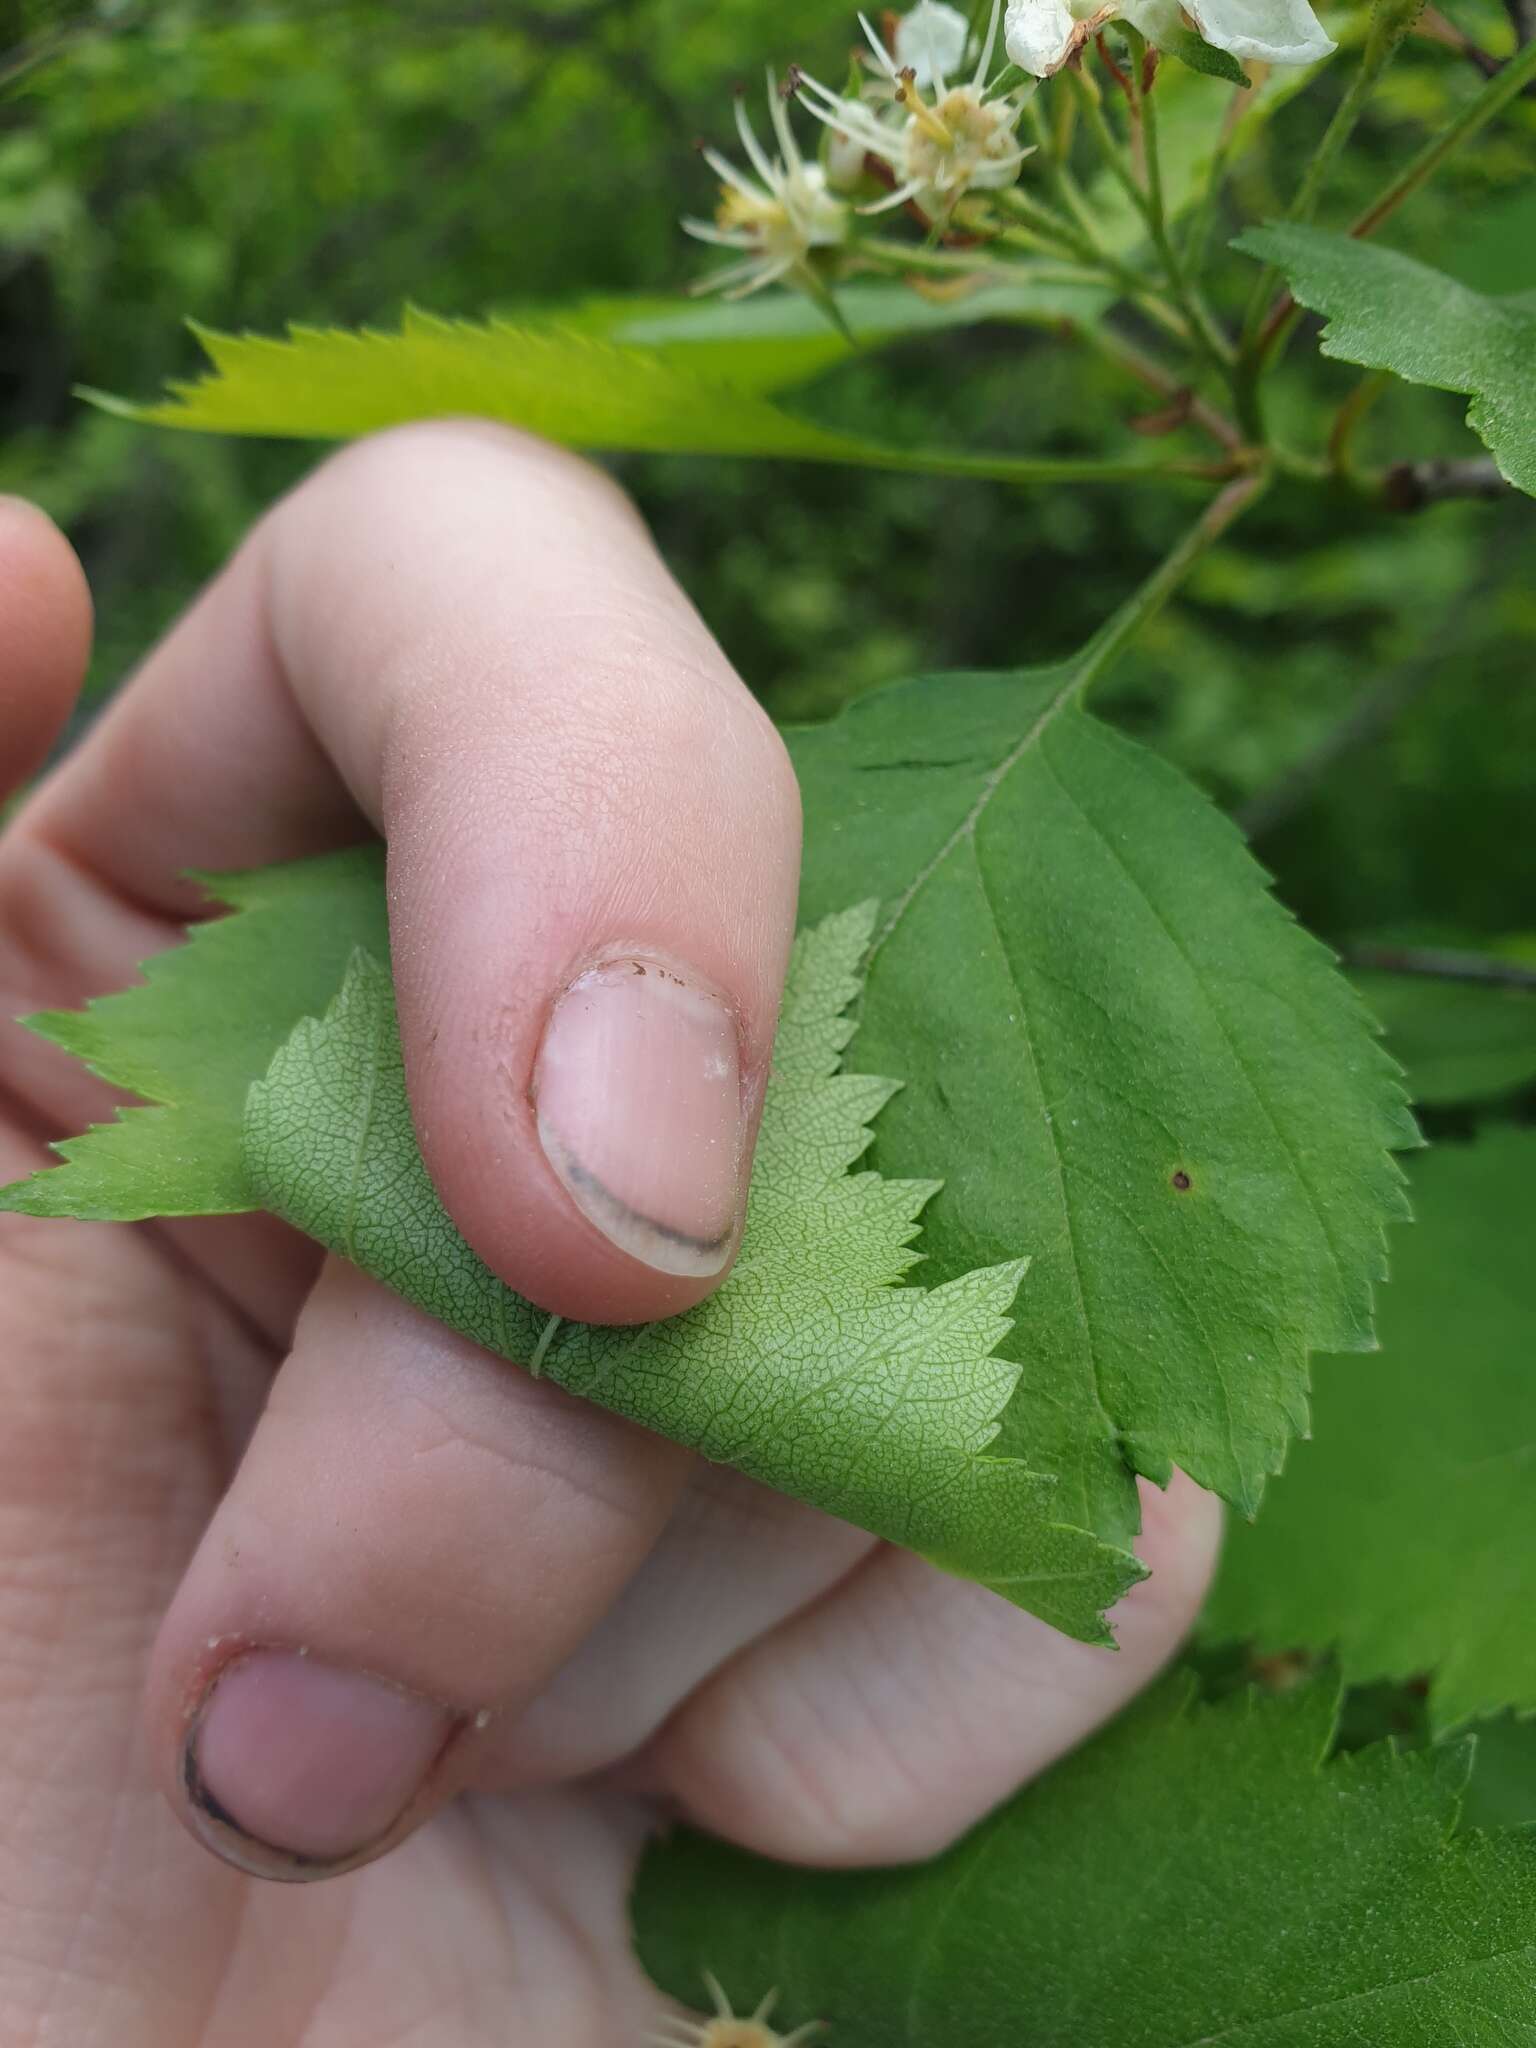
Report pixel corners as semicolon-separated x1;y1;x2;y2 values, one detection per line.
725;252;795;297
973;0;1002;87
681;217;757;247
701;145;764;199
897;76;954;147
765;65;805;170
857;176;927;212
732;91;779;186
857;9;900;77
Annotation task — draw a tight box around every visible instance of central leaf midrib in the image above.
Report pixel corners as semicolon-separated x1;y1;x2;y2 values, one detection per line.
967;836;1119;1476
865;662;1083;969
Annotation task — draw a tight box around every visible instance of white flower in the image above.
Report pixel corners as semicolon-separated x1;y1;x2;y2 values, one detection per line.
796;0;1034;221
683;73;851;299
893;0;972;86
1002;0;1334;77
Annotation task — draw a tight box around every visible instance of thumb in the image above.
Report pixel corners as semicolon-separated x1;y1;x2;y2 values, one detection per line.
30;422;804;1324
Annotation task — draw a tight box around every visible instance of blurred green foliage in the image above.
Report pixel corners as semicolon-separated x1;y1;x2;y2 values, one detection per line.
1;0;1533;977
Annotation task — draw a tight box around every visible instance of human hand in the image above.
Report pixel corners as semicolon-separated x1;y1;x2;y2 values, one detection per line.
0;430;1221;2045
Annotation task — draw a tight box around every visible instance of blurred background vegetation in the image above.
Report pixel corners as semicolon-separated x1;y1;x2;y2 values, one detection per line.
2;0;1533;991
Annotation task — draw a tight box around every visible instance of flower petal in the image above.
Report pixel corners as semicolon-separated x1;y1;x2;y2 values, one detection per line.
1181;0;1335;65
1003;0;1082;75
894;0;971;86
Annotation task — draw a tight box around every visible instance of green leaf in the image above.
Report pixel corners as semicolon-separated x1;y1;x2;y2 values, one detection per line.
1463;1714;1536;1833
243;920;1138;1639
1158;25;1250;86
87;308;1174;487
1;861;1136;1639
633;1675;1536;2045
1235;224;1536;497
0;847;388;1218
1352;968;1536;1107
789;666;1416;1542
1203;1128;1536;1729
560;275;1116;394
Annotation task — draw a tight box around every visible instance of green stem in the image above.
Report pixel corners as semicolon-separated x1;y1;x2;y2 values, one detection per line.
1070;68;1149;227
1240;0;1425;350
993;189;1192;339
1073;53;1237;391
1024;98;1105;247
1247;32;1536;371
856;239;1102;287
1123;29;1162;224
1350;31;1536;237
1181;84;1247;277
856;441;1229;486
1076;470;1268;692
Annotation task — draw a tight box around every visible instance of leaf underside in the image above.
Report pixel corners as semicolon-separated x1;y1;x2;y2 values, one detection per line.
789;666;1416;1542
3;660;1416;1580
1204;1127;1536;1730
633;1675;1536;2046
1;866;1138;1643
1236;223;1536;497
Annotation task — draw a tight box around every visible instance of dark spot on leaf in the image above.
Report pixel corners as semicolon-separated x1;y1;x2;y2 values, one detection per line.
1171;1169;1192;1191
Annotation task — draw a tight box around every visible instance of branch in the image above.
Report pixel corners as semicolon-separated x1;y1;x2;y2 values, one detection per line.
1070;320;1245;452
1415;5;1536;89
1383;455;1516;509
1344;944;1536;991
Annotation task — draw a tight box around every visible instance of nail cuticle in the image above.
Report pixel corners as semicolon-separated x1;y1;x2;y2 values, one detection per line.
179;1649;459;1883
532;951;749;1278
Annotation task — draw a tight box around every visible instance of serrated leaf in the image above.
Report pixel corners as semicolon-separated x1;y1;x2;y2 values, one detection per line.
240;917;1137;1640
789;666;1416;1542
0;847;388;1218
633;1675;1536;2045
87;309;1170;486
1203;1128;1536;1729
1236;224;1536;497
2;868;1137;1636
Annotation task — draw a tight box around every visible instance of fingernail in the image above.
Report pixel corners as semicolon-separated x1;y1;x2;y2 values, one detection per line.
534;957;744;1277
184;1651;455;1878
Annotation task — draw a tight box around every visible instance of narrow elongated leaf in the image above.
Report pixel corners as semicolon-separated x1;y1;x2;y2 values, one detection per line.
634;1676;1536;2045
0;847;387;1217
790;666;1416;1541
243;921;1137;1639
565;275;1116;394
1236;224;1536;496
89;309;1173;485
1203;1129;1536;1729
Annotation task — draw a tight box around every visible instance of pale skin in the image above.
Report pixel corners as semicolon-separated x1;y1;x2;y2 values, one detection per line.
0;424;1222;2046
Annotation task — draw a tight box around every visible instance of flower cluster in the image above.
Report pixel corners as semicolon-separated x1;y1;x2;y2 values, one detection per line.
797;1;1035;222
685;0;1032;299
683;0;1337;301
682;75;852;301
